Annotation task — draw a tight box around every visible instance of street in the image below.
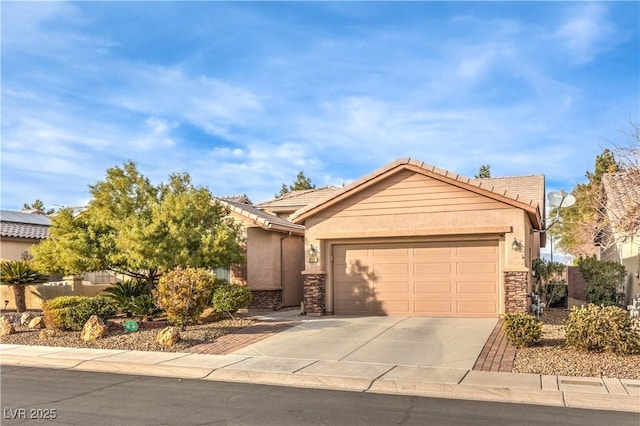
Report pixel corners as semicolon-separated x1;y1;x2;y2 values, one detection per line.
1;365;637;425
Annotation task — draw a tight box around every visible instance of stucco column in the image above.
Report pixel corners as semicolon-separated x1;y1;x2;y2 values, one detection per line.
302;271;326;316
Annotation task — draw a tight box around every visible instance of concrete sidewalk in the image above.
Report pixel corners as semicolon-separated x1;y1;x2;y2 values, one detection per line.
1;342;638;414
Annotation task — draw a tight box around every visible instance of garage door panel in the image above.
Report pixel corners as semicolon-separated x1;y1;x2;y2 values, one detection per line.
333;241;499;317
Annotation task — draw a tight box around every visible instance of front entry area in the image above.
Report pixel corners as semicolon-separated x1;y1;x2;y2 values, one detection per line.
332;240;499;317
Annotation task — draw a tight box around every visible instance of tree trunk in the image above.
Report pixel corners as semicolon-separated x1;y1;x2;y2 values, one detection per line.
13;285;27;313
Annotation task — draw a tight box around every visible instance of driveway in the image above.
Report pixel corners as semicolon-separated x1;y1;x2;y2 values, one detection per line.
232;315;497;369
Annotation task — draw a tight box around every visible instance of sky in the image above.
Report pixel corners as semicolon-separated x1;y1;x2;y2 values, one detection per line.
2;1;639;212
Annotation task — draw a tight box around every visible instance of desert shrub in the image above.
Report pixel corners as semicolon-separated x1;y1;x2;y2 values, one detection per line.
545;280;567;308
502;313;542;347
42;296;88;329
103;280;149;316
130;294;161;319
154;267;216;330
577;256;626;306
564;304;640;355
64;296;117;330
212;284;253;318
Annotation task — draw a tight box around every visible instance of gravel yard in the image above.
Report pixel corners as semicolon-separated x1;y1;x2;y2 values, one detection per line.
2;309;639;379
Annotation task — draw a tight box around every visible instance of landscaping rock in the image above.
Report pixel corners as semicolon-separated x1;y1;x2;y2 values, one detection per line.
0;316;15;336
38;329;57;339
20;312;36;326
80;315;109;341
198;307;222;324
156;326;180;347
28;316;46;329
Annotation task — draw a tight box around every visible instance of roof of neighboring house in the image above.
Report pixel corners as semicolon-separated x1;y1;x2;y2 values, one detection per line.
218;194;252;205
215;198;305;235
471;174;546;216
0;210;51;240
290;158;544;229
601;172;640;232
256;186;340;212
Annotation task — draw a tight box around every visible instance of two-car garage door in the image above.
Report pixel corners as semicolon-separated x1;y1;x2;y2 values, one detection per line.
333;240;499;317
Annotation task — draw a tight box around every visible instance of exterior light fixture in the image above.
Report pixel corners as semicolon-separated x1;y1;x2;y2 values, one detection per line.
512;238;523;252
309;245;317;256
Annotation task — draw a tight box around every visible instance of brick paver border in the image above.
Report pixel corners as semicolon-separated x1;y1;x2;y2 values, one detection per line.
473;319;517;372
187;321;299;355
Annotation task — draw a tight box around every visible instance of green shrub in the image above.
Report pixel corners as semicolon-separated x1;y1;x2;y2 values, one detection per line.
64;296;117;330
103;280;149;316
577;256;626;306
502;313;542;347
130;294;161;319
42;296;88;329
564;304;640;355
212;284;253;318
154;267;216;330
545;280;567;308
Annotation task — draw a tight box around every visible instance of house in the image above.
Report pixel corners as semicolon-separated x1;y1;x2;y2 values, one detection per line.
255;186;340;219
290;158;545;317
599;172;640;303
0;210;50;260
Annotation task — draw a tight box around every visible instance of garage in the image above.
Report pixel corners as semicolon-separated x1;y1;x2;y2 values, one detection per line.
333;240;499;317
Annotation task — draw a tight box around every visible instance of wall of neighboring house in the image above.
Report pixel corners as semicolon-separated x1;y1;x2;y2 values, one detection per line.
602;236;640;303
0;238;38;260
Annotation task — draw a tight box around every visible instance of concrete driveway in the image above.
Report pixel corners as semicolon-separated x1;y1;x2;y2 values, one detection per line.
233;315;497;369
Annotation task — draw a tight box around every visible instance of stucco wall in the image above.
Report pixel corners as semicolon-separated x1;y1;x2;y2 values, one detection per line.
247;227;281;290
602;237;640;302
1;279;112;310
0;239;39;260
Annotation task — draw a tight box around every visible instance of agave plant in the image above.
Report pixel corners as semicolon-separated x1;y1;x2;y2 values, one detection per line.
130;294;161;320
0;260;48;313
103;280;148;317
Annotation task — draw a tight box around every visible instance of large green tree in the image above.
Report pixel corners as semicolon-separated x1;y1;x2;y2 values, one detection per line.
276;170;316;197
474;164;491;178
553;149;620;256
23;199;55;215
31;162;244;291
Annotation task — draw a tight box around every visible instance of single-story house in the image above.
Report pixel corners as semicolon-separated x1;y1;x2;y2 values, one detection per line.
0;210;50;260
599;172;640;303
289;158;545;317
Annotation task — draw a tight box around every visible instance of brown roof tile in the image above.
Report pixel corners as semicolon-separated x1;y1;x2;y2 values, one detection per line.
602;172;640;230
256;186;340;210
215;198;304;234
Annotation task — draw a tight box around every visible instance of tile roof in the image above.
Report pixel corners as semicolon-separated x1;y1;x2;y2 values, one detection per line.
291;158;544;228
471;175;546;214
218;194;252;205
256;186;340;210
215;198;305;234
1;210;51;240
601;172;640;232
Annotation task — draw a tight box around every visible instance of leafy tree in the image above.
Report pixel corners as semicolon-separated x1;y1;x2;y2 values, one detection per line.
552;149;620;256
276;170;316;197
577;256;626;305
23;199;55;215
474;164;491;178
531;258;566;308
0;260;48;313
31;161;244;291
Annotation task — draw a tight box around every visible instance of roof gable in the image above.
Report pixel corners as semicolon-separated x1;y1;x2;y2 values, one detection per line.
256;186;340;212
215;198;304;235
291;158;543;228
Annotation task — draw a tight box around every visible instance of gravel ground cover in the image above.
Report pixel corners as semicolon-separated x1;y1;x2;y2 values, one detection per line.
2;309;639;379
513;309;640;379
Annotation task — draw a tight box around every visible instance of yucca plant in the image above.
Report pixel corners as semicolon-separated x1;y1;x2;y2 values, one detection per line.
0;260;48;313
103;280;148;316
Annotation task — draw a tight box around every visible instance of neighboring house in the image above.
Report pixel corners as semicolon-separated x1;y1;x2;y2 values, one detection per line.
290;158;545;317
0;210;50;260
599;172;640;303
255;187;340;219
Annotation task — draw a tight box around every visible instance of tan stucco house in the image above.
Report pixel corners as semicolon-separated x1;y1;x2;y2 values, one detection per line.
599;172;640;303
289;158;545;317
0;210;50;261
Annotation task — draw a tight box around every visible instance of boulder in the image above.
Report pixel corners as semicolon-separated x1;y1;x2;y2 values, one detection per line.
156;327;180;347
0;316;15;336
80;315;109;341
28;316;46;329
198;307;222;324
21;311;36;326
39;329;57;339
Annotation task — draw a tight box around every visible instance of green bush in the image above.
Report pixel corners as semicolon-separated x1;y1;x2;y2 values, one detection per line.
564;304;640;355
577;256;626;306
64;296;117;330
42;296;89;329
154;267;216;330
103;280;149;316
130;294;161;319
212;284;253;318
502;313;542;347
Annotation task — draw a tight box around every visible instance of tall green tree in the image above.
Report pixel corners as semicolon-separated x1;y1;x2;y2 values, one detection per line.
31;161;244;291
475;164;491;178
0;260;48;313
23;199;55;215
553;149;620;256
276;171;316;197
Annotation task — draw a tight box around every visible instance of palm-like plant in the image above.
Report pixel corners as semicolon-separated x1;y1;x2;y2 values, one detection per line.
0;260;48;313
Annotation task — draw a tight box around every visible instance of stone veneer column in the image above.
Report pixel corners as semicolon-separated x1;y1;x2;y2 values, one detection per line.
504;271;529;313
302;271;326;316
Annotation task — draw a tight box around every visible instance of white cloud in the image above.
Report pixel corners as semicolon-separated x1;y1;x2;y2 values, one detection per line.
553;3;614;64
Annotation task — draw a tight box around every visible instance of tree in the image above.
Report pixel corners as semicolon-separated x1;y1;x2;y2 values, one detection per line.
552;149;620;256
475;165;491;178
276;171;316;197
0;260;48;313
23;199;55;215
31;161;244;291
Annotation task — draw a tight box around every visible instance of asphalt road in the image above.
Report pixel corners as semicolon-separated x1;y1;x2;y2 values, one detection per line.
1;365;637;426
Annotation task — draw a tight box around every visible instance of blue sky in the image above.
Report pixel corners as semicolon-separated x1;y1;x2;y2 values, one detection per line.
2;1;639;211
